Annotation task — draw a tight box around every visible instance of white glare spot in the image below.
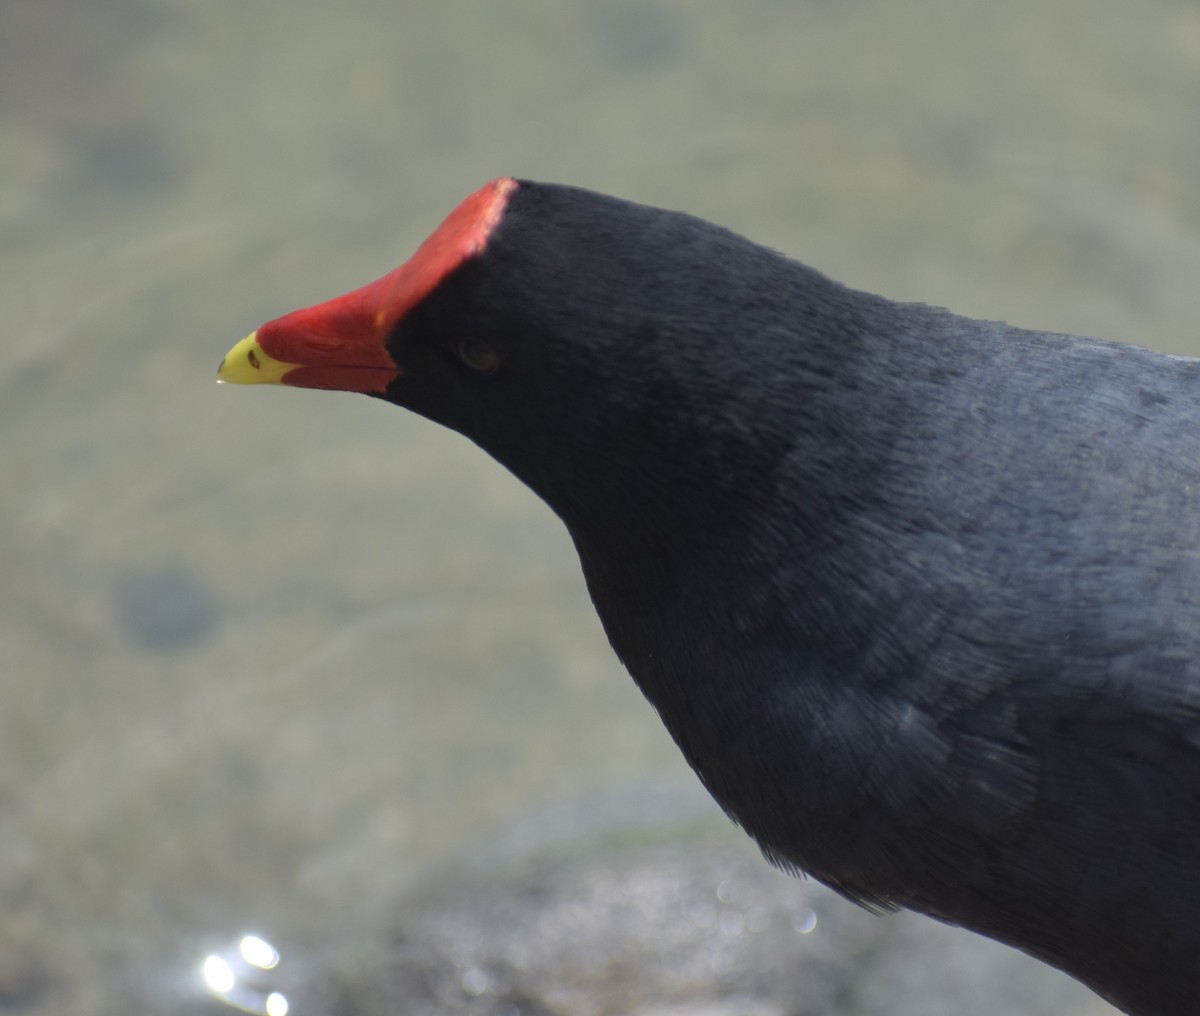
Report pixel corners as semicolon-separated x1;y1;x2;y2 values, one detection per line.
793;908;818;934
201;935;287;1014
203;955;235;994
461;967;490;996
240;935;280;970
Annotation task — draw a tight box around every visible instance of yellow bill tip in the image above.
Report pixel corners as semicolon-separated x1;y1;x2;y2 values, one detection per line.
217;331;300;385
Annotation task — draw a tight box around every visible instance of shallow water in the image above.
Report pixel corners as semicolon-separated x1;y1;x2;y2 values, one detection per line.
3;0;1197;1011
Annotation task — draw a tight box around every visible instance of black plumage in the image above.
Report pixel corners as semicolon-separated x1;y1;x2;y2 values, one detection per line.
224;181;1200;1015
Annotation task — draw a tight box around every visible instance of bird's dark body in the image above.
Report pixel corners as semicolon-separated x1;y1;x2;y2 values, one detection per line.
243;181;1200;1015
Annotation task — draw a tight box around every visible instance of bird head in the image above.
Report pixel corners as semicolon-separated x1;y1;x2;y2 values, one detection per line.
217;179;837;530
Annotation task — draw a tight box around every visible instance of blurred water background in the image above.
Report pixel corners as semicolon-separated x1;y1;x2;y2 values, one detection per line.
3;1;1198;1012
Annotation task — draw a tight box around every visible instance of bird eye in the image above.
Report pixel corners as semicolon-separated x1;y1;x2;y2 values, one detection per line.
455;337;500;371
